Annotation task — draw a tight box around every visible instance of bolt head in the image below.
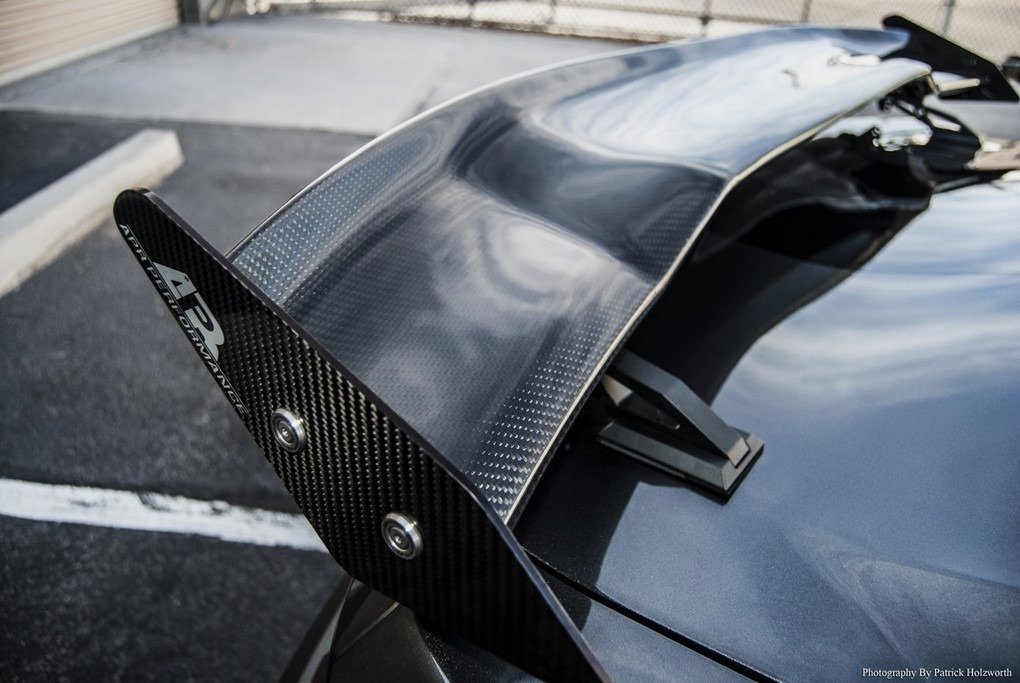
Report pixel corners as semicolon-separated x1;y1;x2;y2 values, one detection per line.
381;512;423;560
271;409;306;453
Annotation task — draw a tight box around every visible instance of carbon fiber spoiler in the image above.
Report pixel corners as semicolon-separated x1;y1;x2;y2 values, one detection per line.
115;20;1011;679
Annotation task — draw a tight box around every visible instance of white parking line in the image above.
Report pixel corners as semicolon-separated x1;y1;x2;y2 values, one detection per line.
0;478;328;553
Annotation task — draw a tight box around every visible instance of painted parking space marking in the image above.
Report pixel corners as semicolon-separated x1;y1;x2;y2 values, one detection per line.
0;478;327;552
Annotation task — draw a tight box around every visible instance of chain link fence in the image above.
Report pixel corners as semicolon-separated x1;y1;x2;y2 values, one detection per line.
272;0;1018;61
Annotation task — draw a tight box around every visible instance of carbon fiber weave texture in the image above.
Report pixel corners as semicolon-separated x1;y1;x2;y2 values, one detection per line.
228;29;928;521
114;189;605;683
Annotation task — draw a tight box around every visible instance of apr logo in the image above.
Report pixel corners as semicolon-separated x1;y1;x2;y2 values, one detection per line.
153;263;225;361
117;221;246;417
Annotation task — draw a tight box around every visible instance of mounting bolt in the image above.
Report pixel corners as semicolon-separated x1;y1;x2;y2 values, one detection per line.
381;512;423;560
271;409;306;454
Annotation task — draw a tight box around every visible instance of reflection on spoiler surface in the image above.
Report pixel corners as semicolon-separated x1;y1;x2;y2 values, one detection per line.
115;22;1000;679
227;27;930;522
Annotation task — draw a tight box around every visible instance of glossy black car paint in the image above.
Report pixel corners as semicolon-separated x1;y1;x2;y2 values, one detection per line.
313;103;1020;681
325;575;749;682
516;152;1020;679
281;97;1020;680
308;152;1020;680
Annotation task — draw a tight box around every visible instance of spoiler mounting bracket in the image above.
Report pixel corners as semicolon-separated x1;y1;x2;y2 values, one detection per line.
598;351;764;497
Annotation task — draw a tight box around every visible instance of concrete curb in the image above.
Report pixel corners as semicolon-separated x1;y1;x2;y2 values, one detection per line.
0;128;183;297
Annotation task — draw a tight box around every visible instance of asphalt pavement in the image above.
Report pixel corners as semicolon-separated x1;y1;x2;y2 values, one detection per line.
0;110;370;680
0;16;615;136
0;17;614;680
